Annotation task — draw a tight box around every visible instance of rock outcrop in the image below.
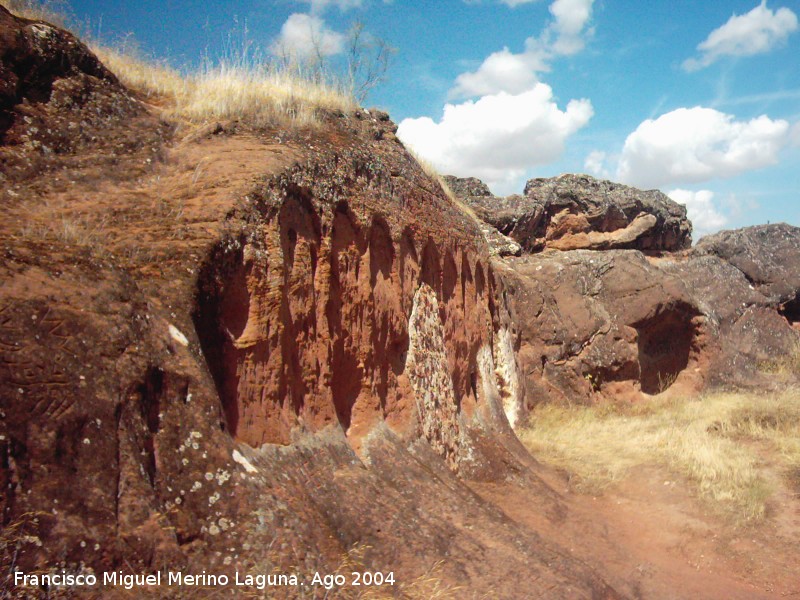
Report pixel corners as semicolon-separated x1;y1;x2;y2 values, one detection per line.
695;224;800;307
445;174;800;407
0;9;623;598
4;6;800;598
489;242;800;408
495;250;708;405
0;6;167;186
448;173;692;253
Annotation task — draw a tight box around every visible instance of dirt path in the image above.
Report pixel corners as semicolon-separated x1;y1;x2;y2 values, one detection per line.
471;461;800;599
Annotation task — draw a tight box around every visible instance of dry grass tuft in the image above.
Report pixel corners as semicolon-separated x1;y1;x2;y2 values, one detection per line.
408;150;490;235
93;47;357;127
172;61;356;127
0;0;71;25
91;46;186;102
520;390;800;523
2;0;359;128
756;340;800;380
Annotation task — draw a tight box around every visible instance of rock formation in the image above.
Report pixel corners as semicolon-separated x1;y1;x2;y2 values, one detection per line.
448;173;692;253
447;175;800;407
0;7;621;598
2;6;800;598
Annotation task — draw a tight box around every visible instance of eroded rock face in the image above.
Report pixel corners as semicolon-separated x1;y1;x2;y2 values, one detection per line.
191;145;525;464
4;19;625;594
448;173;692;253
495;250;710;406
677;224;800;387
491;224;800;407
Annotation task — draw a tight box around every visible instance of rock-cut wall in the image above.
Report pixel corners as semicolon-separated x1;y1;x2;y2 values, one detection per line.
193;144;524;466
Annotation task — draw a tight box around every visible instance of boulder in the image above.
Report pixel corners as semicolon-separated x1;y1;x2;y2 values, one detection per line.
695;223;800;306
495;224;800;407
447;173;692;253
496;250;709;406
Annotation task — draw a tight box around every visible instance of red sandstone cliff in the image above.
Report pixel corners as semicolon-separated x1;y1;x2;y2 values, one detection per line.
0;7;620;598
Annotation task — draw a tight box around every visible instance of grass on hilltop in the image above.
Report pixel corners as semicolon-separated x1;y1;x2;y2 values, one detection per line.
1;0;394;128
519;390;800;523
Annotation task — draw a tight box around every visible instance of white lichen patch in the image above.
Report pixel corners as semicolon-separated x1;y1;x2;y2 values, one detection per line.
168;324;189;347
232;449;258;473
405;283;464;468
493;327;523;429
29;24;54;38
191;481;202;492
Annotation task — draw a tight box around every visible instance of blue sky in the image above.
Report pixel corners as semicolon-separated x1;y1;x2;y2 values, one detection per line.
67;0;800;238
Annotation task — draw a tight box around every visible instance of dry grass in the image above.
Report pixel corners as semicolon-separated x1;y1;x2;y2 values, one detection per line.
2;0;357;128
409;150;490;236
756;340;800;380
520;390;800;523
93;47;357;127
0;0;71;25
171;61;356;127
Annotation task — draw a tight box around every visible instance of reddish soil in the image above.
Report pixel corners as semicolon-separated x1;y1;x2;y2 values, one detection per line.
472;457;800;599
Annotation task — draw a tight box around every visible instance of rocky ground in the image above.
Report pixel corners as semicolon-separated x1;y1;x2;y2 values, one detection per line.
1;7;799;599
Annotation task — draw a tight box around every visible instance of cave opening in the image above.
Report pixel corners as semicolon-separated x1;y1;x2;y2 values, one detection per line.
635;307;696;394
779;294;800;326
193;242;248;440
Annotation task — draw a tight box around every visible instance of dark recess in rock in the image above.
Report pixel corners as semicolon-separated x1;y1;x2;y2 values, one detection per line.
634;305;698;395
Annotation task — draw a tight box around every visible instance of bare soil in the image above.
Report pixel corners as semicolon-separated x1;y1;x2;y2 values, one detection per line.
472;454;800;599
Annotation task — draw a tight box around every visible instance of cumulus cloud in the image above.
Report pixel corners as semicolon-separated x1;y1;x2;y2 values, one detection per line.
667;189;728;237
271;13;345;58
584;150;609;178
451;48;542;97
616;107;791;188
397;84;593;192
451;0;594;97
548;0;595;54
683;1;798;71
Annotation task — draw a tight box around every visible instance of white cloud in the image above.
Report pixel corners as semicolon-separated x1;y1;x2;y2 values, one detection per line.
452;48;543;97
548;0;594;54
451;0;594;97
584;150;609;178
397;83;593;193
667;189;728;237
683;1;798;71
616;107;791;188
271;13;345;58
